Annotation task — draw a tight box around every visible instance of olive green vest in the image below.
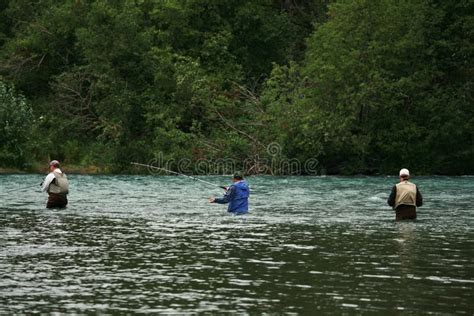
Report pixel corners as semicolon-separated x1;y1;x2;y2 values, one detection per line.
48;170;69;194
395;180;416;208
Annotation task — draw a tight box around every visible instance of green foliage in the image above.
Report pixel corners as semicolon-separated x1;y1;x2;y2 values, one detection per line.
0;0;471;174
262;0;473;174
0;80;34;167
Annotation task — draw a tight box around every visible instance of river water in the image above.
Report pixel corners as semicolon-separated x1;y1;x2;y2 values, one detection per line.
0;174;473;314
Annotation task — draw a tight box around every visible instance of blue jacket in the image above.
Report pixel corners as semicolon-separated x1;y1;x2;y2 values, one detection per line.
215;180;249;214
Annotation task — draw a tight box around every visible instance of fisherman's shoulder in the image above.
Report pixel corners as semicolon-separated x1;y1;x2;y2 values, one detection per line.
235;181;249;192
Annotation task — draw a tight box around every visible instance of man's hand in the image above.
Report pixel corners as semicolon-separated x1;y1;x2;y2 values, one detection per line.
209;197;216;203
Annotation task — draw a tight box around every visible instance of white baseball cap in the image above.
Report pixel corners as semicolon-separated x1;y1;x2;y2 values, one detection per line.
399;168;410;176
49;160;60;167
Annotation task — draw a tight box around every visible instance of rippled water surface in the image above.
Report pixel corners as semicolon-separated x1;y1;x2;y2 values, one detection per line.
1;175;473;314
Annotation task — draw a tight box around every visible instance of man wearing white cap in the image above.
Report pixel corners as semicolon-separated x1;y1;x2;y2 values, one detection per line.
387;168;423;220
41;160;69;208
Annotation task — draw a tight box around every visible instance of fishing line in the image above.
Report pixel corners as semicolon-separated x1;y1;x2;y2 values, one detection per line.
2;184;40;194
131;162;227;189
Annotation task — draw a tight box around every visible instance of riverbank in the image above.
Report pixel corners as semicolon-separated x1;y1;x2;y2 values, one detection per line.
1;165;472;176
0;165;111;175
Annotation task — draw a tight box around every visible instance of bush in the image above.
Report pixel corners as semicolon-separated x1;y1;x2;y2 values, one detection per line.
0;80;34;168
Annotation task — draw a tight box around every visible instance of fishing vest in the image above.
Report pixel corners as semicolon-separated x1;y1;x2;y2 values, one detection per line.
395;180;417;208
48;170;69;194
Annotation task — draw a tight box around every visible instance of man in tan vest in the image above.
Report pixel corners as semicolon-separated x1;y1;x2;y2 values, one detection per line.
387;168;423;220
41;160;69;208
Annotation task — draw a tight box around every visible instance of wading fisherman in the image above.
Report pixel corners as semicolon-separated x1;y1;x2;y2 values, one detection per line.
387;168;423;220
41;160;69;208
209;171;249;215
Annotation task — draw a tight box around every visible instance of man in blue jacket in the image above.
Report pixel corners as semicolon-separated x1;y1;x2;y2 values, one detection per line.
209;171;249;214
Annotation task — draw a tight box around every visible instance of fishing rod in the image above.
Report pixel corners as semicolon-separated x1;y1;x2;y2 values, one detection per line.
2;183;40;194
131;162;227;189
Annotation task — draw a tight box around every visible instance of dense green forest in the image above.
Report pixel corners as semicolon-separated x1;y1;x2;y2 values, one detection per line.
0;0;472;174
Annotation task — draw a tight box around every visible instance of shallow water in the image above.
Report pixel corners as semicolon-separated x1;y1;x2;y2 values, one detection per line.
0;175;473;314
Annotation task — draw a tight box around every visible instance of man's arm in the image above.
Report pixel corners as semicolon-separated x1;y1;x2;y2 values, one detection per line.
41;173;55;192
387;186;396;207
214;186;236;204
416;187;423;207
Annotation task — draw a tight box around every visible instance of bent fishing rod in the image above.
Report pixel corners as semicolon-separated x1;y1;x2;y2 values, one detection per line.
131;162;227;189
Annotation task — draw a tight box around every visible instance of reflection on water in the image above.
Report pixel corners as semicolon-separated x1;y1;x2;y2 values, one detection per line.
396;221;417;275
0;175;473;313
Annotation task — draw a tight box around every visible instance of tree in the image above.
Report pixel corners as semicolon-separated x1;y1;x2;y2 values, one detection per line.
261;0;473;174
0;80;34;167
